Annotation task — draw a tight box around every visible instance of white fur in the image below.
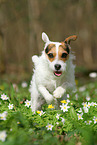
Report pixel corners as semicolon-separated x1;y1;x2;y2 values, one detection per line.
53;86;66;98
29;32;76;113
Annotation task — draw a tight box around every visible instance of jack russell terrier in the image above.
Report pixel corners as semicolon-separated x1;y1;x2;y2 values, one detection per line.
29;32;77;112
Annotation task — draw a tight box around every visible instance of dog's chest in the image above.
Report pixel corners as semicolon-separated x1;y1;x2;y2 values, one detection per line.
45;79;56;92
44;77;63;93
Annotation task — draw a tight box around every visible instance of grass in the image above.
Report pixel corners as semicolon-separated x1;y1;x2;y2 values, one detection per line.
0;80;97;145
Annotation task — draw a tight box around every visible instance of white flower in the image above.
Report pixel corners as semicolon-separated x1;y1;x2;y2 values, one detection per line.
93;116;97;124
78;108;83;113
10;128;12;131
56;114;60;120
71;103;73;105
86;96;90;101
60;117;65;124
17;122;20;124
89;72;97;78
67;94;70;98
1;94;9;100
91;102;97;107
85;120;92;125
39;110;45;116
0;111;7;120
79;86;86;92
8;103;14;110
66;99;70;104
37;110;45;116
83;107;88;113
25;100;31;108
21;81;28;88
56;122;59;125
60;104;70;112
87;102;91;108
82;102;87;107
77;113;83;120
46;124;53;131
0;131;7;142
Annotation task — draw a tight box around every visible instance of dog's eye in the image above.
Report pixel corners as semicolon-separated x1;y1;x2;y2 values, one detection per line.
61;53;68;58
48;53;54;58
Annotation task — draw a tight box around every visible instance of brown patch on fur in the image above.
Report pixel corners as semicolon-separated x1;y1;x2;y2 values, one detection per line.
60;42;70;53
45;44;55;54
58;44;69;62
59;42;67;50
45;44;56;62
65;35;77;44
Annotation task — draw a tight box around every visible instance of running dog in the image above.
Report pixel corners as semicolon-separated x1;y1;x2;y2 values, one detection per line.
29;32;77;112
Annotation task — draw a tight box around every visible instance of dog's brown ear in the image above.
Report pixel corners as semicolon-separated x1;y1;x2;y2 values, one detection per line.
64;35;77;44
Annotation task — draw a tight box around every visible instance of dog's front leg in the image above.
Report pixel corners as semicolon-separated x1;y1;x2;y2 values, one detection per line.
53;86;66;99
38;85;53;104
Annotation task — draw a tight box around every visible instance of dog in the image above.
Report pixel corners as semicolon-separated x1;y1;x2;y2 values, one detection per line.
29;32;77;112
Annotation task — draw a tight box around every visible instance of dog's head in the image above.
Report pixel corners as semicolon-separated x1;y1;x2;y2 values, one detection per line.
42;32;77;77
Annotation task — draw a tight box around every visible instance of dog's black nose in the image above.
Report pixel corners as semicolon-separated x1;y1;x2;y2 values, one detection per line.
55;64;61;70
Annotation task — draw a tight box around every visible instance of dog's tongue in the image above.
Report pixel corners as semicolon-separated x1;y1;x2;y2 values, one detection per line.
54;71;62;77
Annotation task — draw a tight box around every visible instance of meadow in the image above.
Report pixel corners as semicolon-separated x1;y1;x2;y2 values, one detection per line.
0;75;97;145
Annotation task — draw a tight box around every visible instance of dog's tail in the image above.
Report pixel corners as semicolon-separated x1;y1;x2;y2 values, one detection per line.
32;55;39;66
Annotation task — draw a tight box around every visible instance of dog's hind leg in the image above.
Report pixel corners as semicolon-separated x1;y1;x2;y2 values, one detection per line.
30;82;39;113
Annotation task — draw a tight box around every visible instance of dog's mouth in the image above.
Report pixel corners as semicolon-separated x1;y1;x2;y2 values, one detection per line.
54;71;62;77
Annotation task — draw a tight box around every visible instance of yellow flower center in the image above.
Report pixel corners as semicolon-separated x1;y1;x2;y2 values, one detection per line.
84;104;87;107
63;106;66;110
48;125;51;128
95;119;97;122
79;115;81;118
1;134;4;138
61;100;67;104
37;110;41;114
1;116;4;119
48;104;54;109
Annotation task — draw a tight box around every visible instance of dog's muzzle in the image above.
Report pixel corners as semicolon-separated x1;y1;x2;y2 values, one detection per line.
54;64;62;77
55;64;61;71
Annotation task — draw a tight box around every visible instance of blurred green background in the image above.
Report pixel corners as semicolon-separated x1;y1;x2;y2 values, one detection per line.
0;0;97;83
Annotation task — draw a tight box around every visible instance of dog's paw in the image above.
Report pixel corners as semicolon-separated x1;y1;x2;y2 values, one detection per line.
46;94;53;104
53;87;66;99
32;55;39;65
